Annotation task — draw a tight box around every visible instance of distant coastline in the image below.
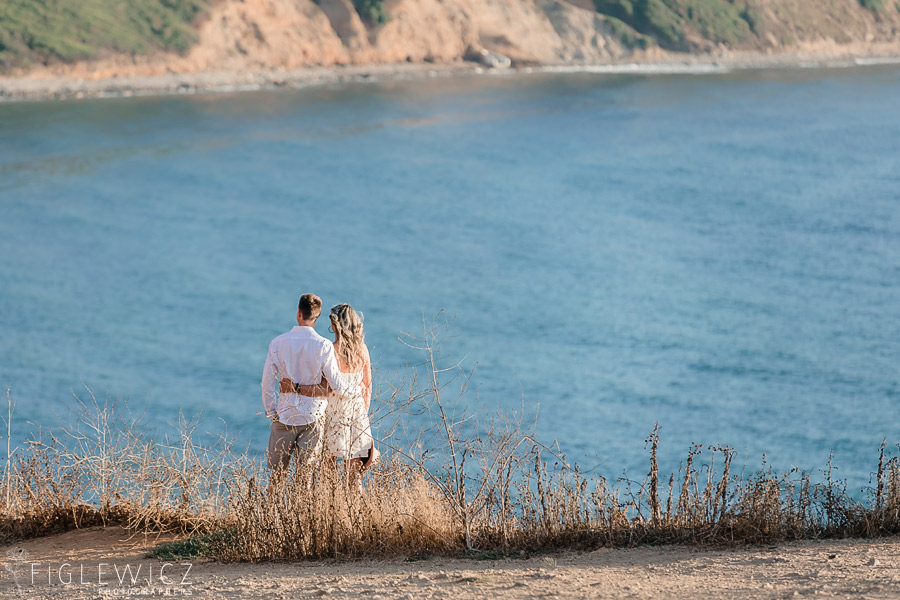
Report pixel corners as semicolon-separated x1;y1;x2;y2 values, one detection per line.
2;44;900;103
5;0;900;103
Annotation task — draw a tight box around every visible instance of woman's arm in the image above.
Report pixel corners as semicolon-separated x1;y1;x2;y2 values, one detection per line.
361;344;372;412
279;377;332;397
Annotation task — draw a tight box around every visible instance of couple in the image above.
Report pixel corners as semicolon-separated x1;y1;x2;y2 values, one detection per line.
261;293;376;476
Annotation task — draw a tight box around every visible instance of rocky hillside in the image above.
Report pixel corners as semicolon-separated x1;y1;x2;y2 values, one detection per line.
3;0;900;75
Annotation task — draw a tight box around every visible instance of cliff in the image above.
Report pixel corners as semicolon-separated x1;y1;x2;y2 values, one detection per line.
3;0;900;80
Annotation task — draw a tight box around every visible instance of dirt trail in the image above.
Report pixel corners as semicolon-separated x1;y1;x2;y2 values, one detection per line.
2;527;900;598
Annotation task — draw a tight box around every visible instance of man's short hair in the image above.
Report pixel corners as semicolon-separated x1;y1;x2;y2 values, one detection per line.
298;294;322;321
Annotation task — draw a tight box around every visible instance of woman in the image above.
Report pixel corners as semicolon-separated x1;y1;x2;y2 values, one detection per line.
280;303;376;475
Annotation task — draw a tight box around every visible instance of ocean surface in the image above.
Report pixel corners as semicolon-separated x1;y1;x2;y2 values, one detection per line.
2;65;899;493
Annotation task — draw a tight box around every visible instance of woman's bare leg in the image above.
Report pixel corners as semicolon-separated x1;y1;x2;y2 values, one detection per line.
347;457;364;485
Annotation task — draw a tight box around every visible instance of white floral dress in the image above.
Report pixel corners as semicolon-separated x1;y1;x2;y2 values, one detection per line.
321;369;373;460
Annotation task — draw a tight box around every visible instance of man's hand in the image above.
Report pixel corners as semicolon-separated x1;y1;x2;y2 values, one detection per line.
302;376;333;397
279;377;295;394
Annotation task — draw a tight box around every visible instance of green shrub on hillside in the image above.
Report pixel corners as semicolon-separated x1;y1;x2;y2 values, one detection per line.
353;0;390;26
595;0;683;46
679;0;755;44
593;0;756;49
738;4;762;35
859;0;885;11
603;15;652;49
0;0;208;70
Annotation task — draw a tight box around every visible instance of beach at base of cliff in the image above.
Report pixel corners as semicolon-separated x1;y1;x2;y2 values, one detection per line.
3;44;900;103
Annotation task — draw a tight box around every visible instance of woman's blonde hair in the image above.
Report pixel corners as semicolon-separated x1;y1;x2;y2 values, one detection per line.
330;303;365;371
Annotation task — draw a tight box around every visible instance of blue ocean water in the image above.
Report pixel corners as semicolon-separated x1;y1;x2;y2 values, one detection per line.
1;65;899;492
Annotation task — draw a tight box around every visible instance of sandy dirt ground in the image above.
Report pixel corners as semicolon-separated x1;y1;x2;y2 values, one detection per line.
1;527;899;599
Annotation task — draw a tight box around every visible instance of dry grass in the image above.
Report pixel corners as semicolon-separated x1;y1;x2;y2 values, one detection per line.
0;388;231;541
2;320;900;559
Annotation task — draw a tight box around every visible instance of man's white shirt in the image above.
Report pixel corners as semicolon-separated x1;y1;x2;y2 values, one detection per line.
261;325;361;426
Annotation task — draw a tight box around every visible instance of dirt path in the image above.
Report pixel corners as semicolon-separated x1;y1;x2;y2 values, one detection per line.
1;527;899;598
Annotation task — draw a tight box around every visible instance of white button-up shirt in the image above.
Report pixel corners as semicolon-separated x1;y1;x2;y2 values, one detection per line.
260;326;360;426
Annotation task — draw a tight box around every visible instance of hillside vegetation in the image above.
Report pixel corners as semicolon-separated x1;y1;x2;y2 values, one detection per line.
594;0;896;51
594;0;758;49
0;0;209;69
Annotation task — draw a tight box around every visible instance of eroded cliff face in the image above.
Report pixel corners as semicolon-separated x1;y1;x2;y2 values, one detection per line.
180;0;635;70
33;0;900;79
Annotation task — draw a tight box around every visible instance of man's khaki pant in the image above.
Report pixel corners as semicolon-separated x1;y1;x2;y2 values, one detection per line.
267;420;321;470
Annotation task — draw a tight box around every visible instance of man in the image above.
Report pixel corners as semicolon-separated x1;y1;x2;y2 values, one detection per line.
261;293;360;470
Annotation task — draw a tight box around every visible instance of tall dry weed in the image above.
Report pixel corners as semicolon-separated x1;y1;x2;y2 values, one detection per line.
2;321;900;559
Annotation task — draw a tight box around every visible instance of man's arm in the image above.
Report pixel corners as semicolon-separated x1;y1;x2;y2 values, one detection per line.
320;343;362;398
260;344;279;420
279;377;332;397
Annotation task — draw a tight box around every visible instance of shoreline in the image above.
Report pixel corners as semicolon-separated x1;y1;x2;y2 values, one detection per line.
2;46;900;103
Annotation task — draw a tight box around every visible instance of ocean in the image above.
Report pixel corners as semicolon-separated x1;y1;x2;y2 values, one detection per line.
2;64;899;492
